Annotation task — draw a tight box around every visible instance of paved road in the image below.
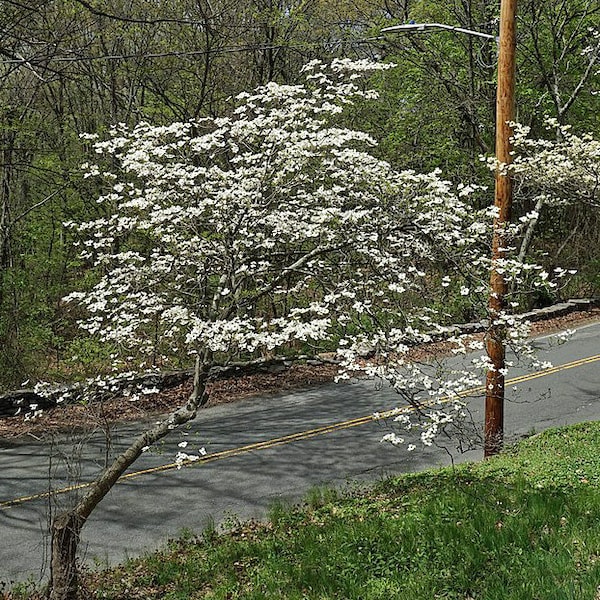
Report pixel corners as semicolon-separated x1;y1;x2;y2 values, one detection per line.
1;322;599;584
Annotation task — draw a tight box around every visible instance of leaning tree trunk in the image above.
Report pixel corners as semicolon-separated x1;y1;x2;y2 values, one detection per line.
49;513;84;600
48;355;210;600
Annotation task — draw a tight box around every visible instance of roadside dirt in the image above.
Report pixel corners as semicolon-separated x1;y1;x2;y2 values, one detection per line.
1;308;598;440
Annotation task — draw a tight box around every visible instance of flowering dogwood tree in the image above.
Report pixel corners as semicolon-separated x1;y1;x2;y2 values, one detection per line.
48;58;557;599
509;26;599;267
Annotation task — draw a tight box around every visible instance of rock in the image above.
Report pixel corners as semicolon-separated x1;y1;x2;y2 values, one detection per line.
567;298;598;309
0;390;55;418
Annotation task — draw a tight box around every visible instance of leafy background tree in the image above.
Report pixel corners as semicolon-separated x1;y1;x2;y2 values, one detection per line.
0;0;598;392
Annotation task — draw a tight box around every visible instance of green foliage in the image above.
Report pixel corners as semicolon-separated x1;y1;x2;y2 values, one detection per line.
303;485;340;511
353;52;496;183
556;265;600;300
0;0;598;390
581;259;600;296
61;338;116;376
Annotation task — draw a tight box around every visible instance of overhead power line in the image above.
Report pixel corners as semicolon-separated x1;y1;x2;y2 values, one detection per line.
0;38;381;66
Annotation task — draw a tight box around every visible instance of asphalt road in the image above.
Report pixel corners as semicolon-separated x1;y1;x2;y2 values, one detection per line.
1;321;599;584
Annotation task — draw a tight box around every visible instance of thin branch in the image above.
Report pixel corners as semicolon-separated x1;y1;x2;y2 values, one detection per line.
10;185;68;229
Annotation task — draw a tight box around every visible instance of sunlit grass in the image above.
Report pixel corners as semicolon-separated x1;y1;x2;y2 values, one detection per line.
83;422;600;599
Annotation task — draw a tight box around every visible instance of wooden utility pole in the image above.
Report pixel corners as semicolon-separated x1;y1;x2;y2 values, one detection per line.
485;0;518;457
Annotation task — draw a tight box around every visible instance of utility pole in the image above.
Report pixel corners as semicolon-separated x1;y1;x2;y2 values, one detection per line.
485;0;518;457
381;3;518;457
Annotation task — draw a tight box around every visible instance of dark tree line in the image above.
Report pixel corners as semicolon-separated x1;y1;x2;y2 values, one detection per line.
0;0;598;390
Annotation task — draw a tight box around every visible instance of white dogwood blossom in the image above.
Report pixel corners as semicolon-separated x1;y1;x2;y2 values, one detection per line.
511;120;600;208
66;59;556;451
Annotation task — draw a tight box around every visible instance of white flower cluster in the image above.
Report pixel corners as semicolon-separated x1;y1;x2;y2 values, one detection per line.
65;59;561;451
510;119;600;208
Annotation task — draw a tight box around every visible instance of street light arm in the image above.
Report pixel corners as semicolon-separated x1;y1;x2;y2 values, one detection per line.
381;23;497;42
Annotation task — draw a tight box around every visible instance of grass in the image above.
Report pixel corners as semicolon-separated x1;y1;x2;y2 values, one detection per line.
10;422;600;599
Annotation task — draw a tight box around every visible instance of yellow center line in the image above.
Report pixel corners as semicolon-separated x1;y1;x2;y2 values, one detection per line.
2;353;599;510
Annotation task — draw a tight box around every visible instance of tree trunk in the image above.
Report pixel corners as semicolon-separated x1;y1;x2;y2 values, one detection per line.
509;195;545;296
47;355;211;599
49;511;84;600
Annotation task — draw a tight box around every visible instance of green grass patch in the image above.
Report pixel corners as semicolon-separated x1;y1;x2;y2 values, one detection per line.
27;423;600;599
